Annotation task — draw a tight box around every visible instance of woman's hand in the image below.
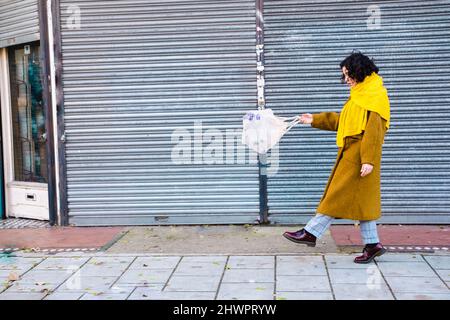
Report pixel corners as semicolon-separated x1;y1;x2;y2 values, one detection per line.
360;163;374;177
299;113;313;124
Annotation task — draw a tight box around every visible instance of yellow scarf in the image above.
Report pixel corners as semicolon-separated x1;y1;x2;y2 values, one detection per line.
336;72;390;147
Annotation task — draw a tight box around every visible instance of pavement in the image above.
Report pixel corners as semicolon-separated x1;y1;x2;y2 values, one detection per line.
0;251;448;300
0;222;448;300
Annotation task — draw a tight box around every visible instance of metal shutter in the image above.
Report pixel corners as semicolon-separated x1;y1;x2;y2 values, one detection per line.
0;0;40;47
264;0;450;224
59;0;259;225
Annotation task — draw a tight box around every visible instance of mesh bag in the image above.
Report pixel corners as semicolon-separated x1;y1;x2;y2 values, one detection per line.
242;109;299;154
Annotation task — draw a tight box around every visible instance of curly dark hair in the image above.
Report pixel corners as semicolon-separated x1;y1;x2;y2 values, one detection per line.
340;51;379;83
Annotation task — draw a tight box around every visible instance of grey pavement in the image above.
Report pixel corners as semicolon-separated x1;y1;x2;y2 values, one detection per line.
0;252;449;300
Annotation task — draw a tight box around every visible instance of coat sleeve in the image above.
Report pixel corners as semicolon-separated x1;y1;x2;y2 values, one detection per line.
311;112;340;131
360;111;387;166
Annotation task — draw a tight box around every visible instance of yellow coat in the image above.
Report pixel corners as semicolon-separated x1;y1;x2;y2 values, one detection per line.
311;111;387;221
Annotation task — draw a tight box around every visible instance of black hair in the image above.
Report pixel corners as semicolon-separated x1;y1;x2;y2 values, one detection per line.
340;51;379;83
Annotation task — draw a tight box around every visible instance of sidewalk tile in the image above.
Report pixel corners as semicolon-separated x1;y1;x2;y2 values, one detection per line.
325;255;370;269
276;275;331;292
116;269;172;285
4;281;58;293
329;267;385;285
77;264;128;277
227;256;274;269
275;291;333;300
0;257;43;270
180;256;227;263
277;256;326;276
217;283;274;300
80;292;130;300
423;256;450;269
129;257;181;269
58;275;118;291
395;292;450;300
165;275;221;292
175;261;225;276
34;257;89;270
332;283;394;300
0;292;46;300
385;276;449;293
222;268;274;283
377;262;436;277
435;269;450;282
87;256;135;265
19;270;74;284
44;291;84;300
128;288;214;300
376;254;424;262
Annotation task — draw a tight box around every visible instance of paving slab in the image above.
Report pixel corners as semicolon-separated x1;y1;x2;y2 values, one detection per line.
385;276;449;293
222;268;274;283
0;292;47;300
434;269;450;282
128;288;215;300
4;281;58;293
277;256;327;276
423;255;450;269
377;262;436;277
325;255;370;268
0;256;43;270
129;256;181;269
217;283;274;300
332;283;394;300
77;264;128;277
175;260;225;276
328;267;385;285
394;292;450;300
80;292;130;300
34;257;89;270
226;256;274;269
18;269;74;284
276;275;331;292
44;291;84;300
58;275;118;291
376;254;424;262
116;269;173;285
275;291;333;300
87;256;135;265
165;275;221;292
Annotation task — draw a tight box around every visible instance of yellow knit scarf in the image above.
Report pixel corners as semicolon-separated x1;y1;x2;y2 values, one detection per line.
336;72;390;147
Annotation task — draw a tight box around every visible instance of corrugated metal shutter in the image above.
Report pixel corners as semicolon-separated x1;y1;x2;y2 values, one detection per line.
59;0;259;225
0;0;40;47
264;0;450;224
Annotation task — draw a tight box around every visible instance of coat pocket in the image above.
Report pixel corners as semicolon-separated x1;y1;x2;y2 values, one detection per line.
341;137;361;165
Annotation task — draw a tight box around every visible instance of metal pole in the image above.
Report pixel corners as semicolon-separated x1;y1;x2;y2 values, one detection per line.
255;0;269;224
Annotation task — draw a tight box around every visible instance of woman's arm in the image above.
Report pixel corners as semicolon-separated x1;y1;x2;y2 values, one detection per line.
360;111;387;166
311;112;340;131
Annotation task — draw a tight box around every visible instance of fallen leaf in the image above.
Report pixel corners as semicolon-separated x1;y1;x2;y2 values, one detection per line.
8;272;19;282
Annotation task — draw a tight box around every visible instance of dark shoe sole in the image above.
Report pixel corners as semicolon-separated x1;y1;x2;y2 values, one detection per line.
354;247;387;264
283;233;316;247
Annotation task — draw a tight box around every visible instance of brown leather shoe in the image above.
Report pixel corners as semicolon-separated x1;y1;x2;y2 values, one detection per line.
354;243;387;264
283;229;317;247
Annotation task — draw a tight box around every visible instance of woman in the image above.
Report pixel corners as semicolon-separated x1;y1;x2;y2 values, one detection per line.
283;52;391;264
